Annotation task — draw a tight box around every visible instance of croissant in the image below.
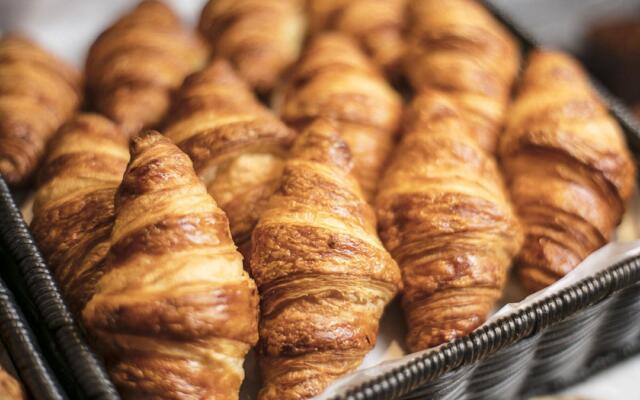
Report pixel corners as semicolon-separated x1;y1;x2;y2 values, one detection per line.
279;33;403;200
0;35;81;187
251;119;402;399
30;114;129;316
165;59;295;258
405;0;519;153
198;0;305;93
86;0;208;137
500;50;636;293
0;368;24;400
83;131;259;399
306;0;406;78
376;90;523;351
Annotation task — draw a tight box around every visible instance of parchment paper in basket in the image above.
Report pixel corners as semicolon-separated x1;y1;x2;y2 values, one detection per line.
316;193;640;400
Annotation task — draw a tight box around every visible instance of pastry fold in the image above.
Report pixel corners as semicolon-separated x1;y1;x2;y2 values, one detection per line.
198;0;305;93
0;35;81;186
31;114;129;316
500;50;636;292
83;131;259;400
377;90;523;351
279;33;402;200
306;0;406;77
251;119;401;399
165;59;295;257
86;0;208;137
405;0;519;153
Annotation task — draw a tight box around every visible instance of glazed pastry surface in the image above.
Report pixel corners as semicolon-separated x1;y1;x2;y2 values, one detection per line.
251;119;401;399
165;59;295;258
199;0;305;93
306;0;406;77
501;50;636;292
0;35;81;186
377;90;523;351
31;114;129;316
86;0;208;136
405;0;519;153
279;33;402;200
83;131;259;400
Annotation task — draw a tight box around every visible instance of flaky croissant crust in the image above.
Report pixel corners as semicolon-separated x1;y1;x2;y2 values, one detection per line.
83;131;259;400
377;90;522;351
0;35;81;186
86;0;208;137
251;119;401;399
500;50;636;292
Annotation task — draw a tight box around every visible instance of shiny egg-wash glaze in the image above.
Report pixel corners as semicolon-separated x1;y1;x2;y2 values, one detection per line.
500;50;636;293
405;0;520;153
251;120;402;399
377;91;523;351
279;33;402;201
31;114;129;317
86;0;208;137
306;0;406;78
165;59;295;261
199;0;305;94
0;36;81;187
83;132;259;399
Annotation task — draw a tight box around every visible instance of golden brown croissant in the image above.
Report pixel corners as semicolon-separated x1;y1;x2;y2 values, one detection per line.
0;368;24;400
83;131;259;400
376;90;523;351
405;0;519;153
306;0;406;78
165;59;295;258
198;0;305;93
251;119;402;399
279;33;403;200
30;114;129;316
0;35;82;187
500;50;636;293
86;0;208;137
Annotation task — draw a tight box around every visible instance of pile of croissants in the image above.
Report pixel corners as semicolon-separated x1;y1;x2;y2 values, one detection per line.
0;0;636;399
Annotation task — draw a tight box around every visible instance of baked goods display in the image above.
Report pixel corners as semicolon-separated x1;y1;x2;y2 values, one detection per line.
31;114;129;316
279;33;402;200
86;0;208;137
405;0;520;153
1;0;638;399
165;59;295;258
82;131;259;399
0;35;81;187
377;90;523;351
0;368;24;400
251;119;401;399
500;50;636;293
306;0;406;78
198;0;305;93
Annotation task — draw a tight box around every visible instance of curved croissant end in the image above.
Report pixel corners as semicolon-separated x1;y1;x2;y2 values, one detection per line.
82;131;259;399
251;119;401;399
377;91;522;351
405;0;519;153
198;0;305;93
279;33;402;200
306;0;406;78
31;114;129;316
0;368;24;400
500;50;636;293
0;35;82;186
165;59;295;258
86;0;208;137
